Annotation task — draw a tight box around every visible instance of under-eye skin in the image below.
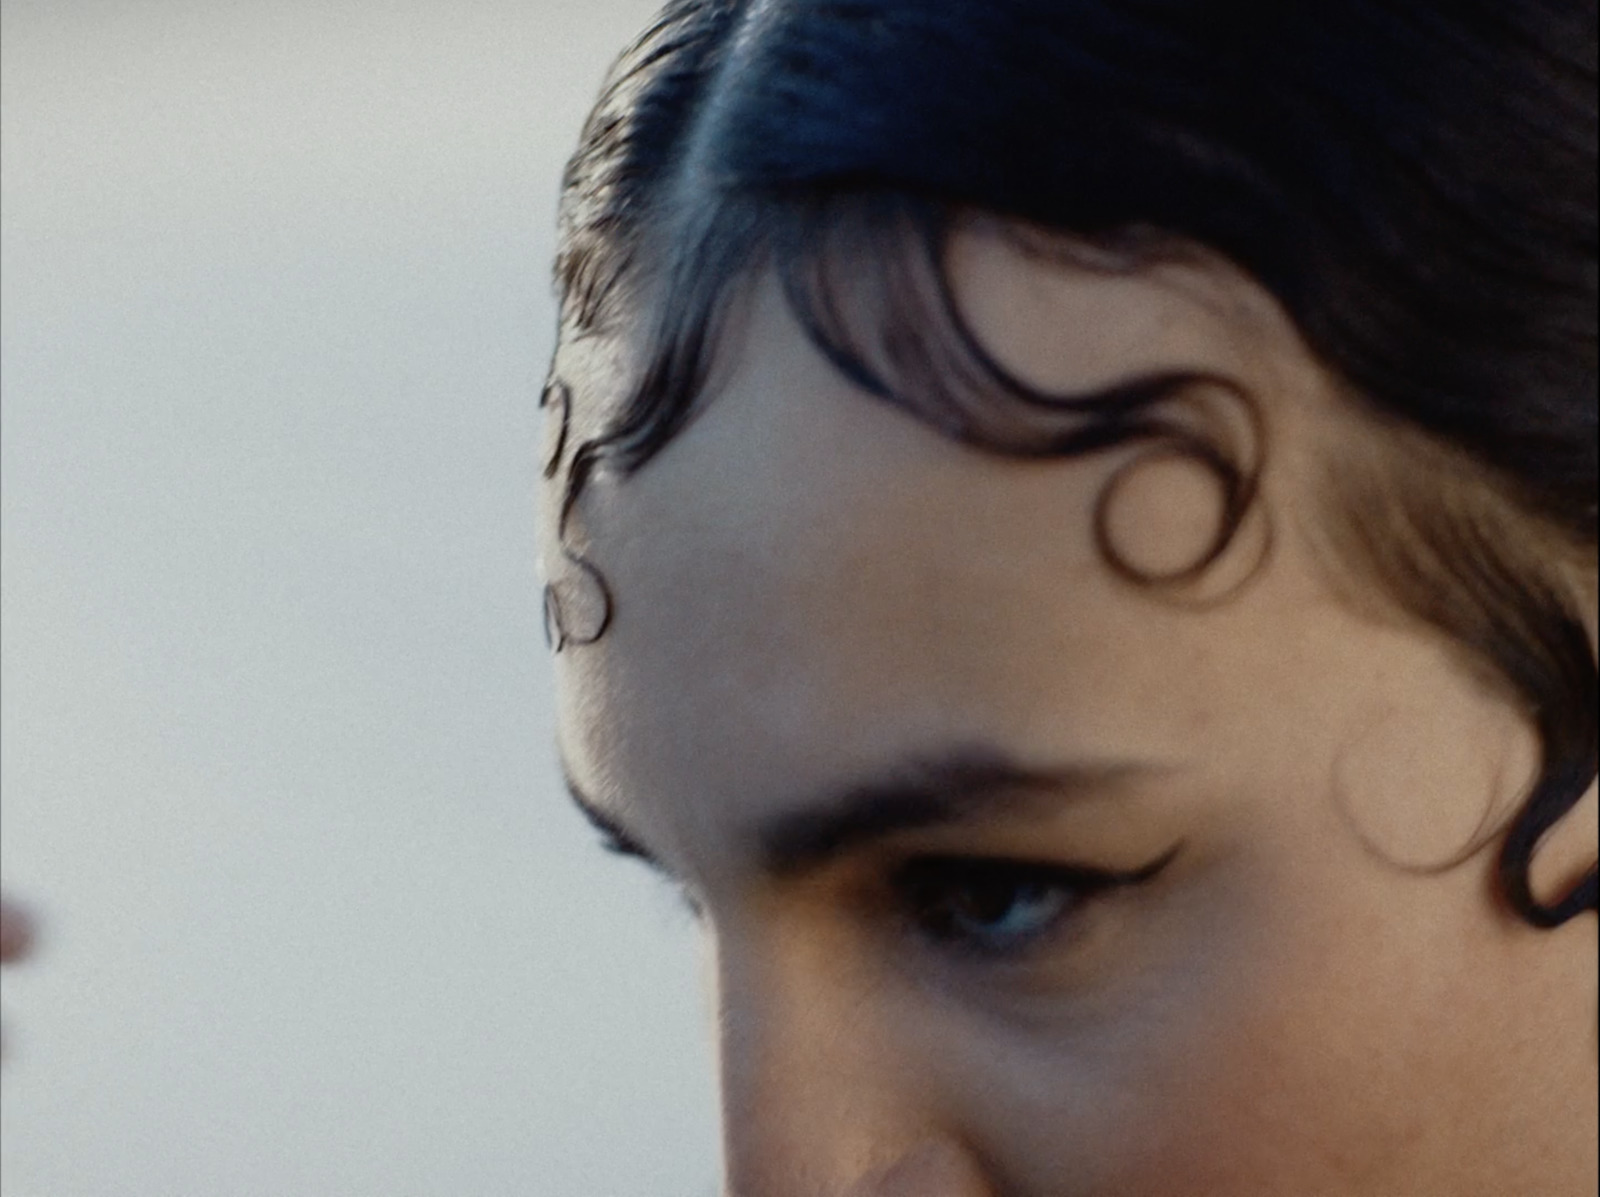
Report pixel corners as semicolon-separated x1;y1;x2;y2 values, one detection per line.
889;847;1182;963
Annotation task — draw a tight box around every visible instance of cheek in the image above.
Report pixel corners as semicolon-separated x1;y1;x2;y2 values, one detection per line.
949;856;1511;1196
1125;915;1526;1197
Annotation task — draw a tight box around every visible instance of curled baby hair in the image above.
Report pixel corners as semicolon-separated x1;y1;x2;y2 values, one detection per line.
543;0;1598;930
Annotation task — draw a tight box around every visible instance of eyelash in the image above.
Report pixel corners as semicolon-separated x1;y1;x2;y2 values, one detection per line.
889;848;1179;960
596;831;700;914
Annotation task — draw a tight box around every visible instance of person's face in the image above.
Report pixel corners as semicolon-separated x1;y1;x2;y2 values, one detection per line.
546;221;1598;1197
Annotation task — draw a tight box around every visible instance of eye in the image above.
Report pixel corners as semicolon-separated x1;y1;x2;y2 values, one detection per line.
893;859;1098;955
891;849;1179;959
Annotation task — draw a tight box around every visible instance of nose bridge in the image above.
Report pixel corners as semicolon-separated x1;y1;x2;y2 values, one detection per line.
715;919;994;1197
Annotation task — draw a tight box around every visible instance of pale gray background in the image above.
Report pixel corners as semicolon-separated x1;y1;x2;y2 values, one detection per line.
0;2;723;1194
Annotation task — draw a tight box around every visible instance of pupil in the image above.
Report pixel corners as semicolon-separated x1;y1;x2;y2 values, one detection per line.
960;878;1038;927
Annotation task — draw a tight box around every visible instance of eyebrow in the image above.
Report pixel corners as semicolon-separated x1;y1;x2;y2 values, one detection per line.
561;747;1167;880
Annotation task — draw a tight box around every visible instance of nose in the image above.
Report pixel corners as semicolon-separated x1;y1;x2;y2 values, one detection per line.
715;923;995;1197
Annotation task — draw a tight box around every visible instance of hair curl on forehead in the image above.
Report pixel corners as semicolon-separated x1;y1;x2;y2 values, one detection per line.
542;0;1597;931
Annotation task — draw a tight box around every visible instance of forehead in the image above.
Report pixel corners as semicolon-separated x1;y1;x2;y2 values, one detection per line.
545;230;1352;842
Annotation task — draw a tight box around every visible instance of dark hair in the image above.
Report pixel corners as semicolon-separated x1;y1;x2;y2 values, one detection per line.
544;0;1598;930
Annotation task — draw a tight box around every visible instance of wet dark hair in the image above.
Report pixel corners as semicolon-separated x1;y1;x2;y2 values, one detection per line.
543;0;1598;929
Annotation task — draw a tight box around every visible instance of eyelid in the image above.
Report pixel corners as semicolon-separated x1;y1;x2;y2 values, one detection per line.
895;843;1181;889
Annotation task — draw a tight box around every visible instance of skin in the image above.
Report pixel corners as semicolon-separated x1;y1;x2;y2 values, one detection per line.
546;218;1599;1196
